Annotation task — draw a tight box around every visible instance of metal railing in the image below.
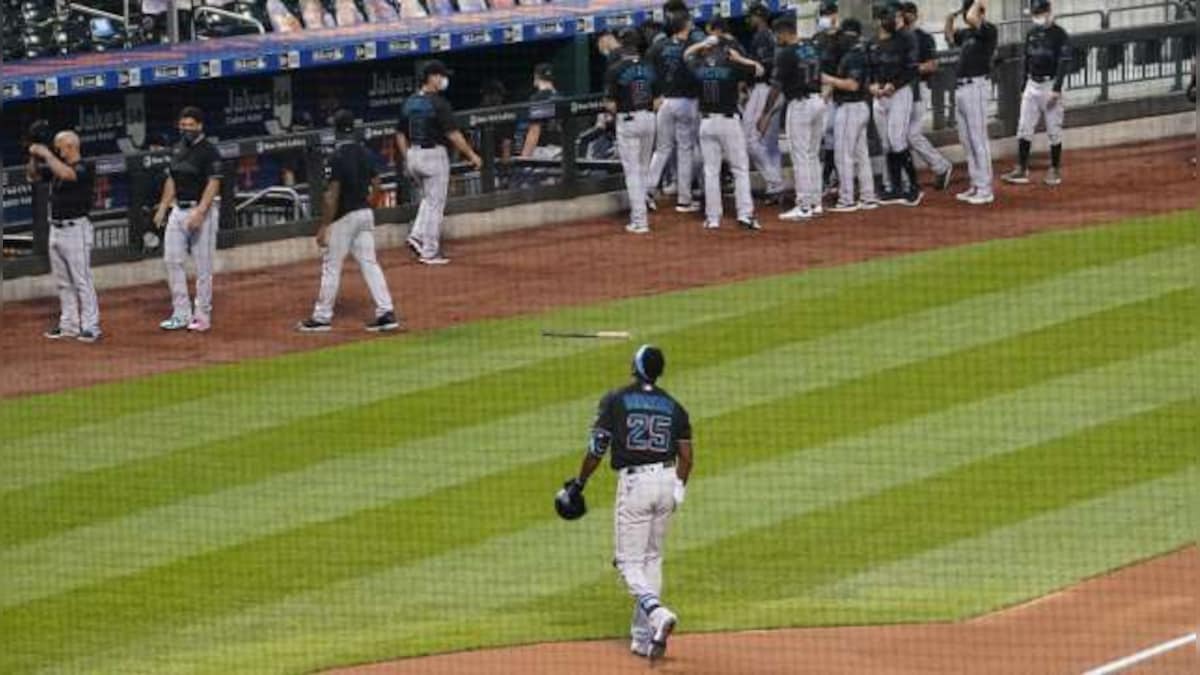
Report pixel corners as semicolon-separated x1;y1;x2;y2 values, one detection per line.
191;6;268;41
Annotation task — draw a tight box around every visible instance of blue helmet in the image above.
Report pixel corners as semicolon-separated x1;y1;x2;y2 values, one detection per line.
632;345;666;383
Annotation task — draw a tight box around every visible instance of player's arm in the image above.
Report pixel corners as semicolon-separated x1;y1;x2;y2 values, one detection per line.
1052;28;1072;94
520;122;542;158
760;50;791;131
943;9;959;44
317;179;339;246
918;33;939;75
727;48;765;79
28;145;77;181
965;0;985;29
190;175;221;231
675;439;693;484
154;175;176;228
438;99;482;170
573;397;616;489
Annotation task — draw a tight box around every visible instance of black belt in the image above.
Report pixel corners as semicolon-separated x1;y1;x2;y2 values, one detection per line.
957;75;990;86
621;459;676;475
414;142;441;149
175;200;199;208
701;112;739;119
1030;75;1055;83
620;110;651;120
50;216;87;228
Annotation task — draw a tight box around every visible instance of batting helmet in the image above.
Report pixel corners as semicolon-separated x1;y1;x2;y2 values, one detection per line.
632;345;665;383
554;481;587;520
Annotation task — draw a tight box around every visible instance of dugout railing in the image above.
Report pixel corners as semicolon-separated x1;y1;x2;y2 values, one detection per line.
1;18;1194;283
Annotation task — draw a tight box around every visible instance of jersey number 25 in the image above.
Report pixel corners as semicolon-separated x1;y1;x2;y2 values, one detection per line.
627;413;672;453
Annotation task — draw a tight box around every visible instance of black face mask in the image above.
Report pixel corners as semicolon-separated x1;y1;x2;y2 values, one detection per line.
881;18;897;32
180;129;202;145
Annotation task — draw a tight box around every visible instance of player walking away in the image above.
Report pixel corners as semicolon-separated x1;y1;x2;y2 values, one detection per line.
900;2;954;190
815;0;842;195
743;3;786;204
297;110;399;333
1003;0;1071;187
946;0;998;205
823;19;879;212
766;16;827;221
645;13;702;214
153;106;222;333
869;2;923;207
686;36;764;230
396;60;483;265
605;28;659;235
560;345;693;661
28;131;101;343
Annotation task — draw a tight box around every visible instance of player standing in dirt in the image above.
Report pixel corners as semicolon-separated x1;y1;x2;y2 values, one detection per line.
868;1;923;206
946;0;998;205
396;60;483;265
766;16;827;221
686;35;764;230
605;28;659;235
823;19;879;212
1002;0;1072;186
899;2;954;190
153;106;222;333
558;345;693;661
296;110;399;333
645;12;702;214
742;3;785;204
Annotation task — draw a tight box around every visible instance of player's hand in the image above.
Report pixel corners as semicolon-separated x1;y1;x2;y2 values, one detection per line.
184;210;204;232
315;225;329;249
27;143;51;159
152;207;167;229
469;153;483;171
1047;91;1061;108
563;477;586;495
672;478;686;508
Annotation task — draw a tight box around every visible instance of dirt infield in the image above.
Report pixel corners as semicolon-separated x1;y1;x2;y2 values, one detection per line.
328;547;1198;675
0;137;1195;400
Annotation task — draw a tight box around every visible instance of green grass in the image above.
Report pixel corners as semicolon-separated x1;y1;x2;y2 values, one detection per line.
1;211;1197;674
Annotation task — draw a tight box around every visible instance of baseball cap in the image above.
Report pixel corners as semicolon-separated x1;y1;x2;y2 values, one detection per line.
818;0;839;16
772;15;798;32
1030;0;1051;13
332;108;356;133
841;17;863;34
899;1;918;13
534;62;555;81
420;60;451;81
748;2;771;19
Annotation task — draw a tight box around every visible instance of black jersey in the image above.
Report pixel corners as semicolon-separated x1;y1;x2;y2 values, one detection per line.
646;35;699;98
325;139;376;219
773;39;823;101
1024;23;1071;92
815;29;843;76
749;27;776;83
869;29;918;88
833;43;870;105
168;136;222;202
45;160;94;219
954;21;998;78
911;27;937;82
399;92;458;148
604;53;657;113
689;50;756;115
525;88;564;147
589;381;692;470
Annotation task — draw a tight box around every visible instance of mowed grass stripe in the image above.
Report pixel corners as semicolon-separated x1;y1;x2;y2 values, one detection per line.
808;467;1197;622
2;242;1192;553
2;319;1191;672
45;352;1197;675
1;211;1192;478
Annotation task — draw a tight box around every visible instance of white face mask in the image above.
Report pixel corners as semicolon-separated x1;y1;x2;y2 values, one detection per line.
438;76;450;91
1032;14;1050;26
817;16;834;31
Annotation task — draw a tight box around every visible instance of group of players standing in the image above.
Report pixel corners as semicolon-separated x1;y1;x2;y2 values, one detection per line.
604;0;1076;233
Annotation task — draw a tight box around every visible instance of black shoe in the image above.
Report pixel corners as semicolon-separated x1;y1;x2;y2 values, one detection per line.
879;190;906;205
760;192;784;206
76;329;101;343
297;318;332;333
901;190;924;207
737;217;762;231
405;236;423;259
934;167;953;191
43;326;78;340
646;196;658;212
365;312;401;333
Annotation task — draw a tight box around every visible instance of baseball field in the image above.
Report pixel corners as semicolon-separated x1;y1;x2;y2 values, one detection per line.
1;140;1197;674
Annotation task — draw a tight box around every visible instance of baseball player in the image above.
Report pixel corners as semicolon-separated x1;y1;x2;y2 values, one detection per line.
645;13;702;213
869;2;923;206
899;2;954;190
519;62;563;162
743;3;785;203
1002;0;1071;187
822;19;880;212
815;0;842;194
686;36;764;230
945;0;998;205
396;60;483;265
297;110;399;333
27;131;101;343
560;345;693;660
605;28;659;234
153;106;222;333
765;16;827;221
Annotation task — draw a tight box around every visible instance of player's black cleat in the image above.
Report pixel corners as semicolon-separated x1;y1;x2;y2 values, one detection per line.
879;190;907;206
365;312;401;333
737;217;762;231
901;190;924;207
297;318;333;333
934;166;953;191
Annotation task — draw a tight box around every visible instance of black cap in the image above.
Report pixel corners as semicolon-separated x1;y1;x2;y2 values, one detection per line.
748;2;771;19
632;345;666;383
819;0;839;15
772;15;797;32
875;1;900;19
1030;0;1050;13
618;26;641;49
533;62;554;81
332;109;355;133
841;17;863;34
899;1;918;13
420;59;451;81
707;16;730;33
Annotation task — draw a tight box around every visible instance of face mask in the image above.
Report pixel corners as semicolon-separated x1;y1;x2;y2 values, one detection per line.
180;129;201;144
438;76;450;92
1032;15;1049;26
881;18;897;32
817;16;833;31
